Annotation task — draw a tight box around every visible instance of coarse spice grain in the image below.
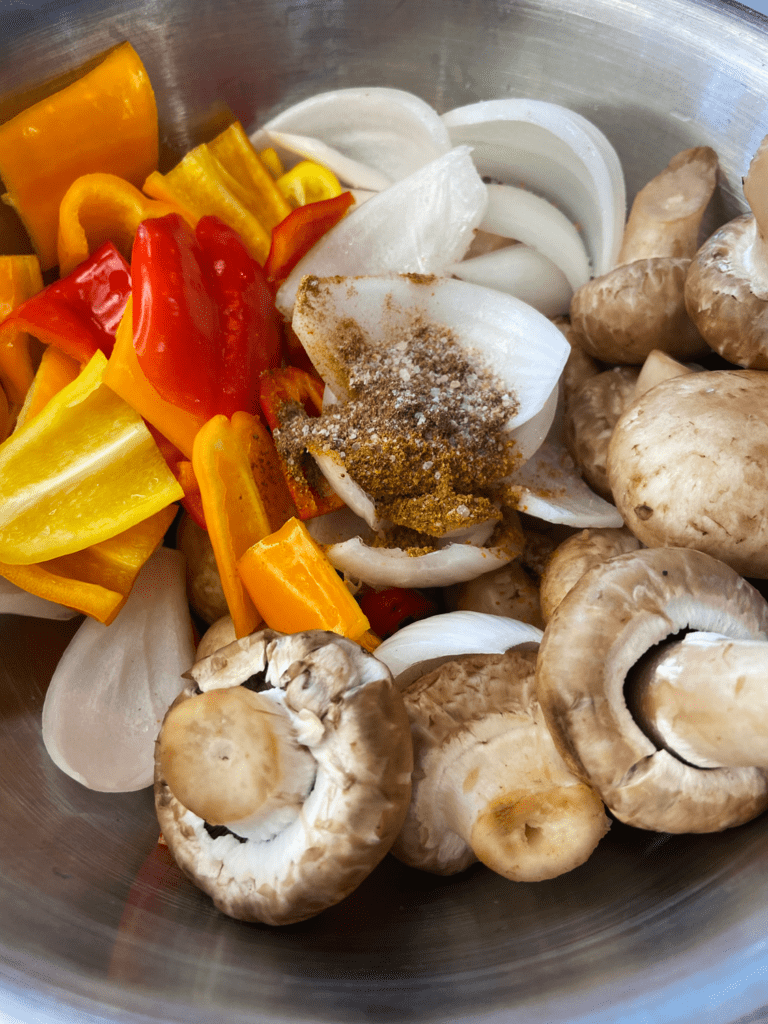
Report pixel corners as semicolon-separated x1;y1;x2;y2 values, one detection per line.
275;304;521;537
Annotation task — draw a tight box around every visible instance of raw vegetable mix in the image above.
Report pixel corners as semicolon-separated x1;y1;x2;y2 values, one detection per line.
3;40;768;925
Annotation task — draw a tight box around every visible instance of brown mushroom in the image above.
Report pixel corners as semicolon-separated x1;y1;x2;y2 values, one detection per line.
607;368;768;578
451;560;544;629
685;133;768;367
394;648;610;880
538;526;642;622
155;628;413;925
569;147;717;364
536;547;768;833
176;512;231;626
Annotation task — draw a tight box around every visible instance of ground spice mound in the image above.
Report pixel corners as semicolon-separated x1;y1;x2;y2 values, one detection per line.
276;310;520;537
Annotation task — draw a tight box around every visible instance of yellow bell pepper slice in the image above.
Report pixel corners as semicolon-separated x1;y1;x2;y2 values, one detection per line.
276;160;344;207
57;173;179;277
15;345;80;430
258;148;284;179
0;254;44;407
193;412;294;639
0;42;159;271
143;122;292;265
0;349;183;564
237;517;370;640
104;297;206;461
0;506;176;625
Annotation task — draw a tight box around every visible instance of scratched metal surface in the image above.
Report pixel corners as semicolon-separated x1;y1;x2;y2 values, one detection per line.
1;1;768;1022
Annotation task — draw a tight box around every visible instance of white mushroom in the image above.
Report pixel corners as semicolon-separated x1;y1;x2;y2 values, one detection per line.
393;648;610;881
176;512;230;626
155;629;413;925
536;547;768;833
569;147;717;364
607;369;768;578
452;560;544;630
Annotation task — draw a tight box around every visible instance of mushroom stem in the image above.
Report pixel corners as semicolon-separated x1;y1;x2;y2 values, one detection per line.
158;685;316;840
742;135;768;290
617;147;718;265
631;631;768;769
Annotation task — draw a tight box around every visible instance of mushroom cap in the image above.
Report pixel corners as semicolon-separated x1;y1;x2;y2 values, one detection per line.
196;615;237;660
607;369;768;578
685;214;768;368
155;629;413;925
563;365;639;501
539;526;642;622
536;547;768;833
569;257;707;364
452;560;544;629
395;650;609;878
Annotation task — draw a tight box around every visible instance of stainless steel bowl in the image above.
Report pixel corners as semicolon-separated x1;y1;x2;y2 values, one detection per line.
2;1;768;1021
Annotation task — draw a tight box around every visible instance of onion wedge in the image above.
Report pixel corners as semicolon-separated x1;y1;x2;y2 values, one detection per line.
480;184;591;291
275;147;487;319
375;610;543;688
292;274;569;435
449;244;573;317
442;98;626;276
41;547;195;792
502;441;624;527
260;86;451;184
0;576;79;619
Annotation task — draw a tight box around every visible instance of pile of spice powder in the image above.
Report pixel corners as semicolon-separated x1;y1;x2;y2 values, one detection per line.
275;310;521;538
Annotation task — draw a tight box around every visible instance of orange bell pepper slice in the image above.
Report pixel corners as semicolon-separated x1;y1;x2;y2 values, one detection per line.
192;412;294;638
237;516;370;640
57;173;179;276
0;254;44;407
104;297;206;460
143;121;291;265
0;506;176;625
0;42;159;271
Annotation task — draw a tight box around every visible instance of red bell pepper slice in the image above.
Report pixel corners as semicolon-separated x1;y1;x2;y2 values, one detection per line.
0;241;130;363
131;212;283;423
263;191;354;287
358;586;438;639
259;366;345;520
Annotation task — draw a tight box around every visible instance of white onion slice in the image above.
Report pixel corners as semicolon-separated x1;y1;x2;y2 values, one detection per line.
510;382;559;464
442;98;626;275
449;244;572;317
480;184;591;291
0;576;79;620
291;274;569;436
41;547;195;792
375;610;543;688
305;506;374;546
503;441;624;527
311;451;387;530
276;147;487;319
261;86;451;184
264;131;392;192
324;535;513;589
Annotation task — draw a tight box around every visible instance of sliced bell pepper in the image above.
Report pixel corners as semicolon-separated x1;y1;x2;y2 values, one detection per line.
258;148;284;179
276;160;344;207
14;344;80;430
0;506;176;625
0;240;131;364
0;254;44;406
57;173;180;277
237;516;370;640
192;412;290;638
104;297;206;461
0;350;183;564
143;122;292;265
358;586;438;639
0;42;158;270
259;366;345;520
131;213;283;423
0;385;10;444
263;191;354;286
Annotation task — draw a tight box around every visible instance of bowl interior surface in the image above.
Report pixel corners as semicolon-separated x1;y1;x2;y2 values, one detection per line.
2;1;768;1022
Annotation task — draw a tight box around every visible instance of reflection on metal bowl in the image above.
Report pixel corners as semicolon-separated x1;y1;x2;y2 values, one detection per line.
2;0;768;1021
